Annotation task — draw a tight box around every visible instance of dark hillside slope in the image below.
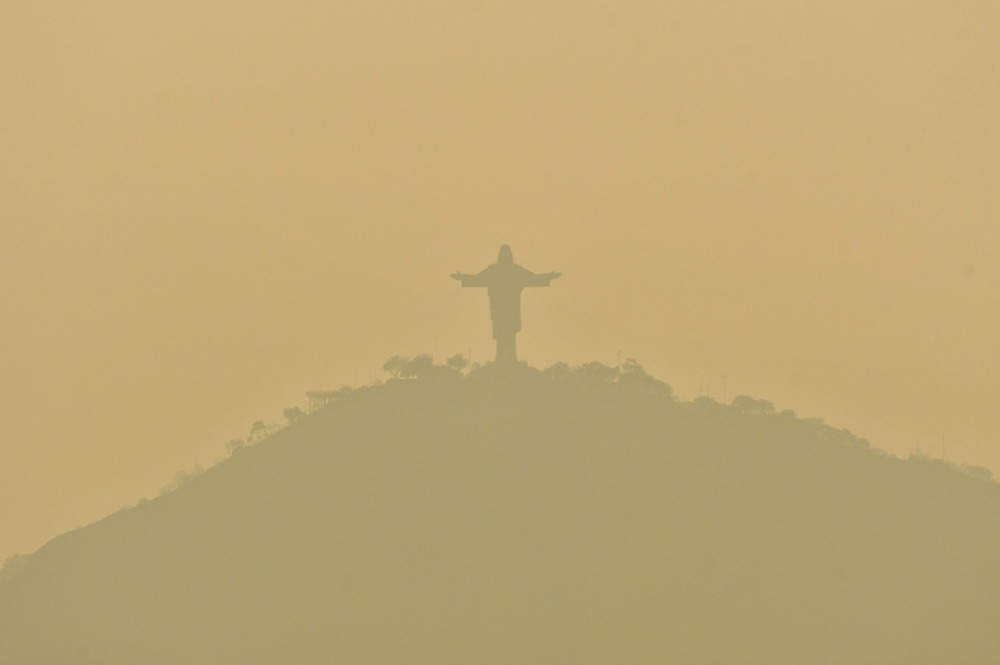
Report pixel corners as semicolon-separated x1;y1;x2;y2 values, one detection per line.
2;371;999;663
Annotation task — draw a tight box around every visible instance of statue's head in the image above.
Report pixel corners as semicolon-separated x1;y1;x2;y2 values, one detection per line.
497;245;513;264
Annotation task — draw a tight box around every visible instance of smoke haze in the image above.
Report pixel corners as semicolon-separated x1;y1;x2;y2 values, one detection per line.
1;0;998;565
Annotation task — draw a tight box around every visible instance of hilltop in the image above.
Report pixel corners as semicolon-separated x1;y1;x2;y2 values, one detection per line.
2;362;999;664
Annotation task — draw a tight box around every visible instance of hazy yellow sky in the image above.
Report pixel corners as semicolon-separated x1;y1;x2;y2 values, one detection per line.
1;1;998;561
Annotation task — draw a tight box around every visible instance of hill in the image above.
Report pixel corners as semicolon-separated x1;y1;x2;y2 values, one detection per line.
2;363;999;664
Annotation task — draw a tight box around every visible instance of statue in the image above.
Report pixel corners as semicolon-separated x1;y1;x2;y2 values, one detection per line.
451;245;560;363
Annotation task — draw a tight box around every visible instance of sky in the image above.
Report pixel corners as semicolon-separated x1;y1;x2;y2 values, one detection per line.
1;0;998;562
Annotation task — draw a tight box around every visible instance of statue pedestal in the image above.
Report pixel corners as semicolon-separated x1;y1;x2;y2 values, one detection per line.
495;332;517;364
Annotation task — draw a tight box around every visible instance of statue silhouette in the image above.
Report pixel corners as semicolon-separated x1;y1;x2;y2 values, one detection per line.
451;245;560;363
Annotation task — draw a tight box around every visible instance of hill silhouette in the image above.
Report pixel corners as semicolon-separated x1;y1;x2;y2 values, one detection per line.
2;362;999;664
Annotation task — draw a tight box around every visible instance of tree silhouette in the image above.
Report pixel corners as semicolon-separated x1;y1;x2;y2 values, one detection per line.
401;355;436;379
382;355;410;378
575;361;618;382
619;358;673;397
0;554;27;585
225;438;246;456
248;420;270;444
446;354;468;373
542;361;572;378
731;395;776;415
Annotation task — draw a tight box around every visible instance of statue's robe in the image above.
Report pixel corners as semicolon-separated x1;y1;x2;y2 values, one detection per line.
457;262;554;340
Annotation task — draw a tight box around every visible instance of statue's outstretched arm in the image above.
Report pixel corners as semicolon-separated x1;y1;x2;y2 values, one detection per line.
524;270;561;287
451;271;489;287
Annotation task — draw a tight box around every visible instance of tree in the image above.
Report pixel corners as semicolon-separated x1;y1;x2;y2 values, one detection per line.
248;420;270;444
0;554;28;584
160;465;205;495
283;407;305;424
963;465;993;481
382;355;410;378
618;358;673;398
731;395;776;416
225;438;247;456
401;354;436;379
446;354;468;373
575;361;618;382
543;361;572;379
